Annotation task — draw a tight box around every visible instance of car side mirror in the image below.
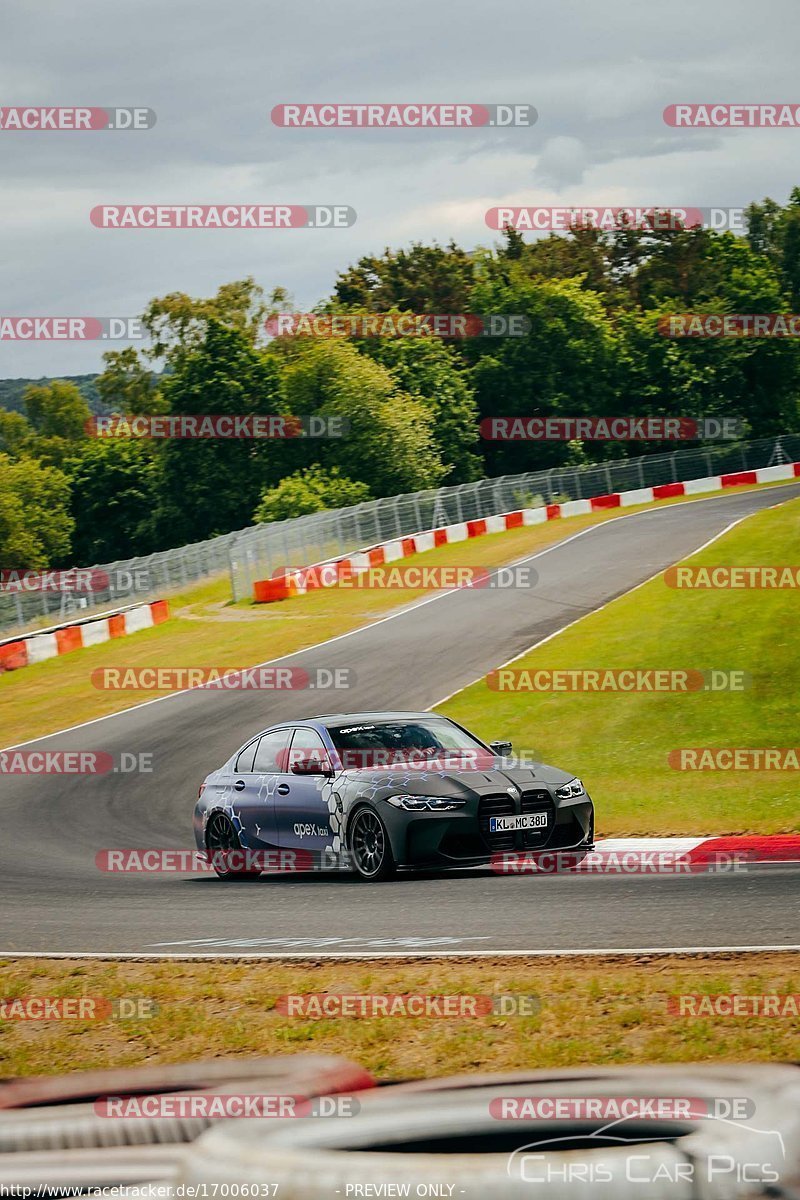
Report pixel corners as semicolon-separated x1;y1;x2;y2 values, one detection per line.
291;758;334;777
490;740;513;757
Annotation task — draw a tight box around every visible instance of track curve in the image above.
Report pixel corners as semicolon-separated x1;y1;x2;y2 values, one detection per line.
2;485;799;956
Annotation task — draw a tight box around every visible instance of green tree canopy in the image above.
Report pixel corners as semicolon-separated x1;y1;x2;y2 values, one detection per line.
0;453;73;570
254;464;371;523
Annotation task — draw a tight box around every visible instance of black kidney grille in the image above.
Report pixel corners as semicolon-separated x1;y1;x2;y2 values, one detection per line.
478;793;516;851
520;789;554;848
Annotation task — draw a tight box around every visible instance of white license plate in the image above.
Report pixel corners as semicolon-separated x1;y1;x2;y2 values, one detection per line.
489;812;549;833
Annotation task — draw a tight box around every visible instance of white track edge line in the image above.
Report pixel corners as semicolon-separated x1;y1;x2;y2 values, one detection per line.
0;946;797;960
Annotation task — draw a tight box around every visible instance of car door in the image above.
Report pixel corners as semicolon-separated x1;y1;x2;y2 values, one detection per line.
271;727;335;854
233;727;293;848
216;736;262;847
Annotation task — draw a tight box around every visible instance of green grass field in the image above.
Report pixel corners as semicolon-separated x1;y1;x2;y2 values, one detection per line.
0;954;796;1079
444;495;800;836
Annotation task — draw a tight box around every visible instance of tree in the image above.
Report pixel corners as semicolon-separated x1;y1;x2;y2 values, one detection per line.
24;380;90;440
0;410;33;459
513;226;612;296
334;242;476;313
22;380;91;464
94;277;269;415
359;335;482;483
151;322;286;545
625;232;800;436
143;277;268;363
275;339;447;496
254;465;371;522
746;188;800;308
63;440;159;563
0;453;73;570
463;271;620;475
96;347;165;415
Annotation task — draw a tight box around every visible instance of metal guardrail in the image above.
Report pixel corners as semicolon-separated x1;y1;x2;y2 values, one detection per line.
226;434;800;601
1;434;797;632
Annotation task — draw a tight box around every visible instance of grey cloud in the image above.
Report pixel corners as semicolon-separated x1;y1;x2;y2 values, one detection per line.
1;0;799;374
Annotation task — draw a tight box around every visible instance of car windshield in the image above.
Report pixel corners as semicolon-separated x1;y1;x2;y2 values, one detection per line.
326;718;489;769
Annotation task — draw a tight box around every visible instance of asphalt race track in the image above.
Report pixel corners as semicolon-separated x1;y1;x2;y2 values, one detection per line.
2;485;799;956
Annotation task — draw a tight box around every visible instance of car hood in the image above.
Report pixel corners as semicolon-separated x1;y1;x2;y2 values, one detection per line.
340;759;577;797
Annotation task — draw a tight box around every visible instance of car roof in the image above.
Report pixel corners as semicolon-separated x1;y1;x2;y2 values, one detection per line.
298;711;446;728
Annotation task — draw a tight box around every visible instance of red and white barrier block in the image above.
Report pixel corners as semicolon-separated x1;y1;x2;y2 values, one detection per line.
254;461;800;602
0;600;170;673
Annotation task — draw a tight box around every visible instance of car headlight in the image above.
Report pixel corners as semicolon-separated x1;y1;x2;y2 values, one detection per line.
385;795;467;812
555;778;585;799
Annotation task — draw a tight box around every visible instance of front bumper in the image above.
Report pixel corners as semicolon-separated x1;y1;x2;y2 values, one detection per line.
381;787;594;868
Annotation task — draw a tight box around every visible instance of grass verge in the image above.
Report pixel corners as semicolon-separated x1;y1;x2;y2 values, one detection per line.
443;494;800;836
0;954;796;1080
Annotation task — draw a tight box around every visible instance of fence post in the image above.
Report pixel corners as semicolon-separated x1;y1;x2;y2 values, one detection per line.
228;535;240;602
393;493;404;538
412;489;423;532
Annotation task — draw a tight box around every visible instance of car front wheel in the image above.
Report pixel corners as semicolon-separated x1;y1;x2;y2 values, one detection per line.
349;807;396;881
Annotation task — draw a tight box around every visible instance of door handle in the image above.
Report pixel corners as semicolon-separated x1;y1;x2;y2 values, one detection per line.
277;783;290;795
234;779;246;791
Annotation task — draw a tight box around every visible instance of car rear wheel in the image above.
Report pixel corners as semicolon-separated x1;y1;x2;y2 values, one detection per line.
349;807;396;881
205;812;261;880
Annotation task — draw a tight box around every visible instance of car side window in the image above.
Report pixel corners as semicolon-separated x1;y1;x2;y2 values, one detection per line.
252;728;293;774
234;740;259;774
287;727;332;772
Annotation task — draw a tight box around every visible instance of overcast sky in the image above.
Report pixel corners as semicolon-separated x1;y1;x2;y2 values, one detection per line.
2;0;800;377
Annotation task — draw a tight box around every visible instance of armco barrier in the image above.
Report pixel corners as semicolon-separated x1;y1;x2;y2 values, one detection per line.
0;600;170;674
253;460;800;602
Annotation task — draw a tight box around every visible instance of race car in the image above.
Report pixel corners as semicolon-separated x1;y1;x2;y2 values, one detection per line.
193;711;594;881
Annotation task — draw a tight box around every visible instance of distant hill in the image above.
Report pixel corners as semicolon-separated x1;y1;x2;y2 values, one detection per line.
0;374;104;415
